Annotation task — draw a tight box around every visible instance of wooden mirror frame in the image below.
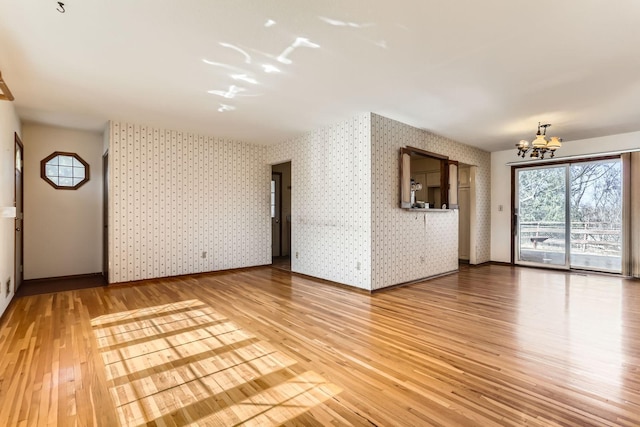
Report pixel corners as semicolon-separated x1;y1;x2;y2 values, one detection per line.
399;146;458;209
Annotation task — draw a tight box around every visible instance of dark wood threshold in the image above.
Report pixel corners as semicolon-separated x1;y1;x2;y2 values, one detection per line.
22;272;104;284
17;273;106;297
271;256;291;272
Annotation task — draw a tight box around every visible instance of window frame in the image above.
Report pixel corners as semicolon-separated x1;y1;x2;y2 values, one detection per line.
40;151;90;190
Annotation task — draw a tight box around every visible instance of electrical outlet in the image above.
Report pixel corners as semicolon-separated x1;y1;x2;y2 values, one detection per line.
201;251;207;259
5;278;10;297
420;256;425;263
356;261;361;270
295;251;299;259
498;204;504;212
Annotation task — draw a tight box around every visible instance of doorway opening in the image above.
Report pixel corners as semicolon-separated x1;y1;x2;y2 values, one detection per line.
271;162;291;271
458;164;477;265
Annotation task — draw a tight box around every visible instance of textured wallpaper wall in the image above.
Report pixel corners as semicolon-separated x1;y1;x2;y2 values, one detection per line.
267;114;372;290
107;114;488;289
371;114;491;290
415;121;491;265
108;122;270;283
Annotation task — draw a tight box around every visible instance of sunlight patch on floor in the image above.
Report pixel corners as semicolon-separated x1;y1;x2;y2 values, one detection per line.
187;371;341;426
91;300;340;426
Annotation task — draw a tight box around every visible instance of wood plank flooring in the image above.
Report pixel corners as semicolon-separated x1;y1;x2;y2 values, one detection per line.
0;264;639;426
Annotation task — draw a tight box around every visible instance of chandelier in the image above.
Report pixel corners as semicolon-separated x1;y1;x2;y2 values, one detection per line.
516;122;562;159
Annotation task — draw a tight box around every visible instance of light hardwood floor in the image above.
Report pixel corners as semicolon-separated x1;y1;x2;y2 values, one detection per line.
0;265;639;426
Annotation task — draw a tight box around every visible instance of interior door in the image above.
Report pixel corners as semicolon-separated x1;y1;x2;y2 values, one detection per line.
14;134;23;292
515;165;568;268
458;166;471;261
271;172;282;257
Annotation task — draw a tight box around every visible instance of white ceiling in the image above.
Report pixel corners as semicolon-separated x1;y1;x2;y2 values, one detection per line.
1;0;640;151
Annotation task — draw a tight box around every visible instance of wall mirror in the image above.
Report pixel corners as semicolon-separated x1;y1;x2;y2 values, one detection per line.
399;146;458;210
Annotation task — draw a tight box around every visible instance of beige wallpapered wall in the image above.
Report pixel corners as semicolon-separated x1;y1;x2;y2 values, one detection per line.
107;114;489;289
370;114;491;290
267;113;372;290
108;122;270;283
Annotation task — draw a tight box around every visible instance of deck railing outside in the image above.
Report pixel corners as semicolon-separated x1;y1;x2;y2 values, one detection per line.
520;221;622;255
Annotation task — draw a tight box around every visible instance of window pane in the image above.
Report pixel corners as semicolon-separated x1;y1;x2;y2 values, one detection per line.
47;157;59;166
58;156;73;166
73;167;85;179
15;149;22;172
59;166;73;177
49;176;59;185
72;157;82;167
59;177;73;186
271;180;275;191
73;177;84;185
271;205;275;218
46;165;58;177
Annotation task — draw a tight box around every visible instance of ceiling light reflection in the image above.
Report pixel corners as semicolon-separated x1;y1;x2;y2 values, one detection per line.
218;104;236;112
277;37;320;65
262;64;281;73
208;85;246;99
319;16;374;28
219;42;252;64
202;59;247;73
264;19;276;27
231;73;258;84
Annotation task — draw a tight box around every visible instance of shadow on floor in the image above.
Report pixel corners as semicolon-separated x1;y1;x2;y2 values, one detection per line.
16;274;106;297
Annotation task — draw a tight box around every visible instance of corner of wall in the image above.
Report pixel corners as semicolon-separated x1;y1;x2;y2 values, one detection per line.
103;120;111;155
266;113;374;290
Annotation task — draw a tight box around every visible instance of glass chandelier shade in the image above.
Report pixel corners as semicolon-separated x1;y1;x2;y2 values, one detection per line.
515;122;562;159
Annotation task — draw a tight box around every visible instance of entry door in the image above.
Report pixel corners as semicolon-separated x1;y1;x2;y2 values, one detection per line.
271;172;282;257
515;165;569;268
14;134;24;292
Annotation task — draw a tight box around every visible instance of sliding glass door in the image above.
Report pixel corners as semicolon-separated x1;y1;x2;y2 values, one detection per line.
515;158;622;273
569;159;622;272
516;165;568;268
